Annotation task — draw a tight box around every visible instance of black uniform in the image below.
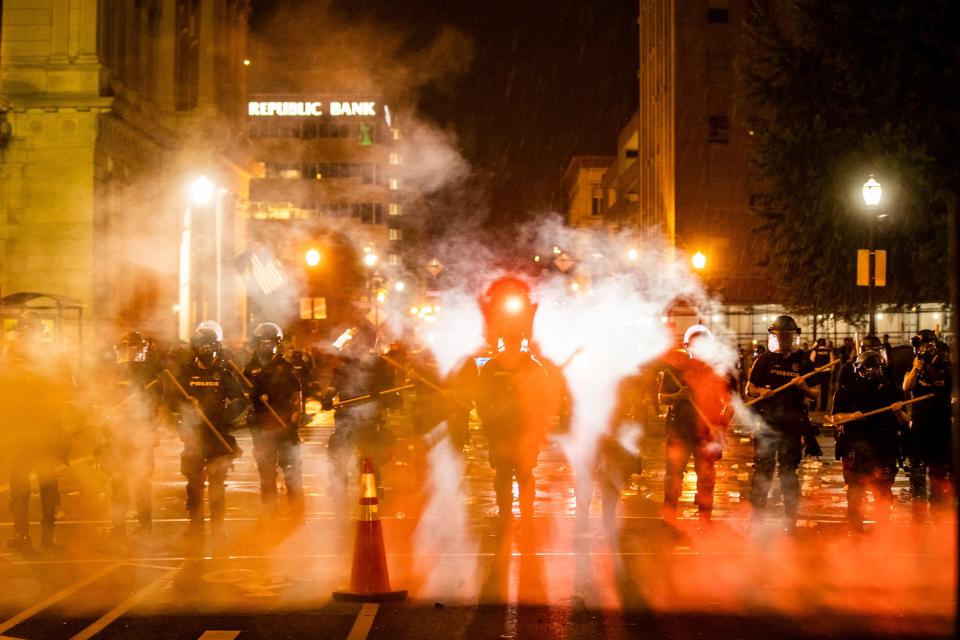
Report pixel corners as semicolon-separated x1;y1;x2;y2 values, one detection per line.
244;353;303;516
101;359;163;533
169;358;247;526
325;349;399;510
905;344;952;515
659;350;736;521
475;350;549;521
832;370;902;526
810;341;832;411
0;342;74;549
748;350;815;520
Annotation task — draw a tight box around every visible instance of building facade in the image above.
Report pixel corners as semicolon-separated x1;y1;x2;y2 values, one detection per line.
0;0;255;348
244;93;407;337
634;0;772;302
561;155;614;229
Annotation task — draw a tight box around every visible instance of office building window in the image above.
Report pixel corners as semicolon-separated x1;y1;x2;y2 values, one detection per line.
174;0;200;110
389;153;401;165
388;254;401;266
389;228;403;241
391;128;400;140
708;7;729;24
591;187;604;217
389;178;400;190
389;203;402;216
708;2;729;24
708;115;730;143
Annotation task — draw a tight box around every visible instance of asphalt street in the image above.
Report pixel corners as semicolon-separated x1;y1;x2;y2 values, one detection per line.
0;404;954;639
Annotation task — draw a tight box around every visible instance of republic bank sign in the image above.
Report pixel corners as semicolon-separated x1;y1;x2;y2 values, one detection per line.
247;100;377;117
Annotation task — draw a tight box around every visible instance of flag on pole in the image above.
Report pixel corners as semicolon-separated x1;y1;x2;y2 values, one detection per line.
250;247;286;295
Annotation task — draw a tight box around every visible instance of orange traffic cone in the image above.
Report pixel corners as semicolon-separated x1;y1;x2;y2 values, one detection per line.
332;458;407;602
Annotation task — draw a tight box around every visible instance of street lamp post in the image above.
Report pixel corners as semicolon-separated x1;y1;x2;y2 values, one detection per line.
363;249;380;330
862;175;883;336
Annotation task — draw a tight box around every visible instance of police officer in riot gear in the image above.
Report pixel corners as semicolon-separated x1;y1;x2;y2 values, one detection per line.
243;323;304;521
658;325;736;525
747;315;819;532
169;322;247;537
100;331;163;535
810;338;833;411
474;278;551;526
322;325;399;514
902;329;952;521
1;312;75;550
832;350;904;530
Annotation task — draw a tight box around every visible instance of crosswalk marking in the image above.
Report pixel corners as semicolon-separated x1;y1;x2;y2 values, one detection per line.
0;562;122;634
198;632;242;640
346;603;380;640
70;566;179;640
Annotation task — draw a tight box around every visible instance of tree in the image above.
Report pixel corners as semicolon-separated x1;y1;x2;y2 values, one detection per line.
742;0;960;317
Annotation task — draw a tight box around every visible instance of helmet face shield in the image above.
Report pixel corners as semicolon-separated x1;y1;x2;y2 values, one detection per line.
855;351;885;381
115;335;148;364
255;338;278;361
768;330;799;354
191;328;221;366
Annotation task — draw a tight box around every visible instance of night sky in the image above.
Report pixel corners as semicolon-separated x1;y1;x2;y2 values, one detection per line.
250;0;639;225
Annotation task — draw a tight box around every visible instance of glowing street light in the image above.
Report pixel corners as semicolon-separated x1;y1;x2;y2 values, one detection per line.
862;175;882;208
304;248;321;267
627;247;639;261
691;251;707;271
363;252;378;268
394;280;406;292
190;175;214;205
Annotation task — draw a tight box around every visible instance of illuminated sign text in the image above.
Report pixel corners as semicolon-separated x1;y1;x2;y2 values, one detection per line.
248;100;377;117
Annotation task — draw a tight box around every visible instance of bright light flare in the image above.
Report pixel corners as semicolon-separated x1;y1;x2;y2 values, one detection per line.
190;175;214;205
691;252;707;270
394;281;406;292
862;175;882;207
503;295;525;314
304;248;321;267
363;253;378;268
627;248;639;261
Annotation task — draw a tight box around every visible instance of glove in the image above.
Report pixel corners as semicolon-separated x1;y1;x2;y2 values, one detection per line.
320;388;336;411
803;431;823;458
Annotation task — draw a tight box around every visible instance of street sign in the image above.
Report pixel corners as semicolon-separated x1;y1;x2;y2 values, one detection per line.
426;258;444;278
856;249;886;287
554;252;575;273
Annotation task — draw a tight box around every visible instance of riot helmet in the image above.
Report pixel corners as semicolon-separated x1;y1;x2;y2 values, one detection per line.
115;330;148;364
854;350;886;382
682;323;712;358
191;325;222;367
480;276;536;351
910;329;938;354
252;322;283;361
767;315;800;354
195;320;224;343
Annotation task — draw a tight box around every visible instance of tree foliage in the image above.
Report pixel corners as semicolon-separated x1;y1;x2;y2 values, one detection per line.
742;0;960;316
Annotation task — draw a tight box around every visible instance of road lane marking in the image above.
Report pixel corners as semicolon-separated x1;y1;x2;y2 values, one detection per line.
198;632;241;640
346;602;380;640
69;566;179;640
0;562;122;634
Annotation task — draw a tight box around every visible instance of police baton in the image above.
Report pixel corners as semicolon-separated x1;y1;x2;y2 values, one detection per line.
379;353;474;410
827;393;935;426
103;377;161;417
331;384;416;410
226;360;291;430
162;368;235;455
661;367;722;434
744;359;839;407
